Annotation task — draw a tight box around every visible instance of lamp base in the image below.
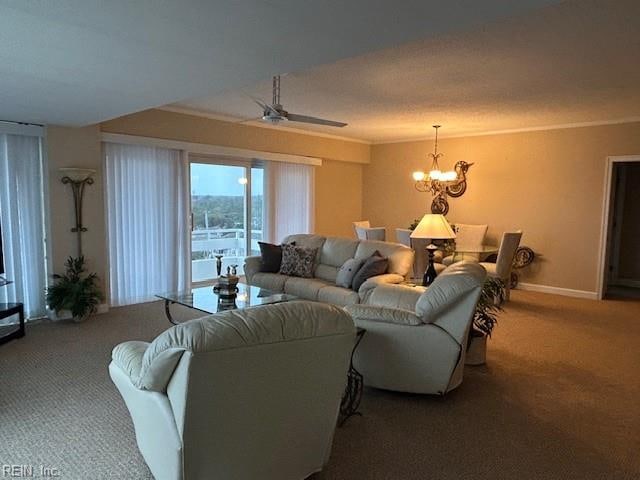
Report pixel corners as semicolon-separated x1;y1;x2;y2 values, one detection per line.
422;244;439;287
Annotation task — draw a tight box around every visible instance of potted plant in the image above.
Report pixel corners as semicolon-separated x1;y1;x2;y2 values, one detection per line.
466;277;505;365
46;256;103;323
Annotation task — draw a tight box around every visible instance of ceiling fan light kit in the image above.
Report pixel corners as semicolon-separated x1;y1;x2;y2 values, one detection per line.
254;75;347;128
412;125;473;216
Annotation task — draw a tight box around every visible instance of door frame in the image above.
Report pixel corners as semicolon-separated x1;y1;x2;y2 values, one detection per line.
597;155;640;299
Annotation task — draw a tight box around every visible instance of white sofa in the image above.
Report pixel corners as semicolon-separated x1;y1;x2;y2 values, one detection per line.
345;262;486;395
109;301;355;480
244;234;414;306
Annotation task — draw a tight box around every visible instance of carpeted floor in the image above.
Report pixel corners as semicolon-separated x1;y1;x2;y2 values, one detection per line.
1;290;639;479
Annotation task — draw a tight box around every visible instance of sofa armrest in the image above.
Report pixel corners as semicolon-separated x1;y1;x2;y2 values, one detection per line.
344;304;422;326
111;341;150;384
244;255;262;284
358;273;404;301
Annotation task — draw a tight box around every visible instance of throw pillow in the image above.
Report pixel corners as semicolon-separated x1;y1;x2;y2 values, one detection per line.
258;242;283;273
258;241;296;273
336;258;365;288
351;251;389;291
279;244;318;278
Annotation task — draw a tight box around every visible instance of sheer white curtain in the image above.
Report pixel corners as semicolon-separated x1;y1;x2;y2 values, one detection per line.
0;132;48;318
266;161;315;242
104;143;188;306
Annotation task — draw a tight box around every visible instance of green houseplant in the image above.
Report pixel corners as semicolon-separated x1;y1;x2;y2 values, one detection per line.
46;256;103;323
466;277;506;365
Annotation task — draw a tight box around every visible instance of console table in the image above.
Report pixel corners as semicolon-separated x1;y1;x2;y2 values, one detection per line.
0;303;25;345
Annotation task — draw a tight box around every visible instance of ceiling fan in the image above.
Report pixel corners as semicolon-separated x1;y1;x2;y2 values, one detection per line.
251;75;347;128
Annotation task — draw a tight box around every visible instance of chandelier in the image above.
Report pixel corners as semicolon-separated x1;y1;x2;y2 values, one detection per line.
412;125;473;215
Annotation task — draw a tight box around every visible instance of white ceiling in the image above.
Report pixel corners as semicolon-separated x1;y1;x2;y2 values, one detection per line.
0;0;556;126
174;0;640;143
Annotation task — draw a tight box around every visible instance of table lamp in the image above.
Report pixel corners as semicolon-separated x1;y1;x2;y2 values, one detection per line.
410;214;456;286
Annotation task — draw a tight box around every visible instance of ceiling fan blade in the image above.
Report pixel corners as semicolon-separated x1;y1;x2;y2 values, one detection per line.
286;113;347;128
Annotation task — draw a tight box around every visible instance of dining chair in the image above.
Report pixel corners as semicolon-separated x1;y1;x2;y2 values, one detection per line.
442;223;489;265
479;231;522;301
353;220;386;241
395;228;412;246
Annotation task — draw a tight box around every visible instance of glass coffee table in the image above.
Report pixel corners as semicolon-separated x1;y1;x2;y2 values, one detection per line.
156;283;298;325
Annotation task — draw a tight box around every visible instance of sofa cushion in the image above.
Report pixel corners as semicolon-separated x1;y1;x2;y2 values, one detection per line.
317;285;361;306
284;277;332;300
251;272;289;292
315;264;340;283
355;240;413;277
280;245;318;278
352;252;389;292
320;237;359;267
335;258;365;288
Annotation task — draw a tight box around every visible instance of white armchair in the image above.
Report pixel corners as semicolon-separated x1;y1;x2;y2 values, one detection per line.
109;301;355;480
345;262;486;395
353;220;386;241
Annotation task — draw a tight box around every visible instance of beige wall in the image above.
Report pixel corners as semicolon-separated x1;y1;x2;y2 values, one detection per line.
47;125;107;289
365;122;640;293
46;110;365;300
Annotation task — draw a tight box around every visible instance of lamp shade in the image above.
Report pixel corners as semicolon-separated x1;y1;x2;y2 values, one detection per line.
410;214;456;240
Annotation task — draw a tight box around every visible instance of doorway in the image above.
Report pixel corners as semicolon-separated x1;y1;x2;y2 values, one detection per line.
189;157;265;284
599;156;640;299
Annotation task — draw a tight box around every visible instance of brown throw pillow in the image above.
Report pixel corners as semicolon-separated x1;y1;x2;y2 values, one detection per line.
258;241;295;273
279;244;318;278
351;251;389;291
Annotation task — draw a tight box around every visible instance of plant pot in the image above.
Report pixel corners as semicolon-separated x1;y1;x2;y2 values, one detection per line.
465;334;487;366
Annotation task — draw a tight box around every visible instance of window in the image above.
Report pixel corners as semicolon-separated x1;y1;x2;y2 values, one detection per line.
0;130;48;318
189;158;266;283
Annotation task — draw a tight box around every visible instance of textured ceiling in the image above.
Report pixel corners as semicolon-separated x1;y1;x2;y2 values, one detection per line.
0;0;555;126
174;0;640;143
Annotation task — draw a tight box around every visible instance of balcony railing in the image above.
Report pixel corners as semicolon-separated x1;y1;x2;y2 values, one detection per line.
191;228;262;282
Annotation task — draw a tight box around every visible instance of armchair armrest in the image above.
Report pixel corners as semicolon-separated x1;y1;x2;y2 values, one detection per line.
344;304;422;326
358;273;405;302
244;255;262;284
111;341;149;384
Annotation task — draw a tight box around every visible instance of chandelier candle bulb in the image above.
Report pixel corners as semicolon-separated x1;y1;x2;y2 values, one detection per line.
413;171;426;181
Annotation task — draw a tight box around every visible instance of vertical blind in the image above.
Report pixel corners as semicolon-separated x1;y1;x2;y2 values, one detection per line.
104;143;188;306
0;133;47;318
268;161;315;242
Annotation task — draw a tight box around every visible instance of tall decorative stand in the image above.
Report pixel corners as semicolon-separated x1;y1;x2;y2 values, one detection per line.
59;168;96;258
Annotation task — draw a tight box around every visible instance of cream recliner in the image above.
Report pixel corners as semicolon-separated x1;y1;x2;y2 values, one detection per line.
345;262;486;395
109;301;355;480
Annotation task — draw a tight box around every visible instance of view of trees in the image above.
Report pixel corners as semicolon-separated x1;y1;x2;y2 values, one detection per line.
192;195;263;231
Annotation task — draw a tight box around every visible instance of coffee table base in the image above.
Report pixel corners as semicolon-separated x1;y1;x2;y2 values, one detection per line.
339;327;366;426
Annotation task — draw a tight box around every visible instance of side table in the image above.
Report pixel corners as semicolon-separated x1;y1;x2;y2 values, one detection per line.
339;327;366;426
0;303;25;345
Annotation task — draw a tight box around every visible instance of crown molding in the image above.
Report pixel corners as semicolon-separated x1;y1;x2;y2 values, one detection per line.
158;106;372;145
371;117;640;145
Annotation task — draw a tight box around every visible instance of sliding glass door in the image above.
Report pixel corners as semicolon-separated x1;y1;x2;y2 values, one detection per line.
190;157;264;283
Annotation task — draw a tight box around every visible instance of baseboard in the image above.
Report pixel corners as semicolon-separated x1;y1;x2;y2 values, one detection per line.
46;303;110;321
609;278;640;289
516;282;599;300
